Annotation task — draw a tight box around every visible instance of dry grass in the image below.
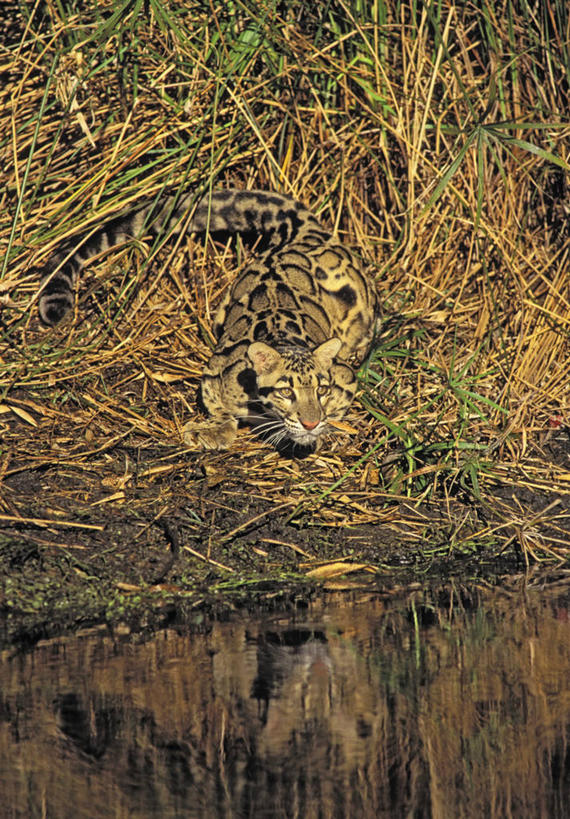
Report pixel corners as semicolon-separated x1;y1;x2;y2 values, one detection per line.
1;0;569;568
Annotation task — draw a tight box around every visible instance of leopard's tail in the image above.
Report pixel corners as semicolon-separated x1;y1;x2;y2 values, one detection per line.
38;190;324;325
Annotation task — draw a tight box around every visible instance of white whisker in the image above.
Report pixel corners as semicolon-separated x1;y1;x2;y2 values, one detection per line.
236;405;342;451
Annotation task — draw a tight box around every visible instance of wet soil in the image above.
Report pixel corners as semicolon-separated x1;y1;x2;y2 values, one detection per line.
1;424;568;648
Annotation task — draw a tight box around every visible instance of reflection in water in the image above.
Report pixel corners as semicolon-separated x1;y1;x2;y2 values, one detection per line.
1;580;569;818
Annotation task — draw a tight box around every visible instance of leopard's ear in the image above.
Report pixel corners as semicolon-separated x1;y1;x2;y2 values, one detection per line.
248;342;283;376
313;338;342;370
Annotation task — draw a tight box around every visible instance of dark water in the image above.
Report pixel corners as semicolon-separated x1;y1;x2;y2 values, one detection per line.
1;576;569;818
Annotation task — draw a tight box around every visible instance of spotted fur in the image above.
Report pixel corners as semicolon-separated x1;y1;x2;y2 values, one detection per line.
39;190;378;451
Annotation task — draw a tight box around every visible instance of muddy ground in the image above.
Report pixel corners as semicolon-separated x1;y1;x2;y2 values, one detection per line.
1;413;568;647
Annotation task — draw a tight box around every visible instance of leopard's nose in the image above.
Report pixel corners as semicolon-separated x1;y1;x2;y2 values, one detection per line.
300;419;319;430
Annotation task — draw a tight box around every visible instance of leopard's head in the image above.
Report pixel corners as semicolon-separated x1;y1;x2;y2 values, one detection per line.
247;338;356;448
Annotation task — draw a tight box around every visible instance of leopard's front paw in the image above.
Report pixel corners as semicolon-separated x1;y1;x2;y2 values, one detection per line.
182;418;238;450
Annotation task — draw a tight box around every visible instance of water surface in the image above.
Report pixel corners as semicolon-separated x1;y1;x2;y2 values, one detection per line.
1;577;568;817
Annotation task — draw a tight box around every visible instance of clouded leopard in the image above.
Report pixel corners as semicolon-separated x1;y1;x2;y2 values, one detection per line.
39;190;378;452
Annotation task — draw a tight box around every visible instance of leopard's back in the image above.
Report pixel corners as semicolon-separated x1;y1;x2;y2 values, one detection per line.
212;199;377;359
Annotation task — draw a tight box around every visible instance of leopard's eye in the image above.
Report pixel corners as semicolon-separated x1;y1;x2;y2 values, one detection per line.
276;387;294;400
317;384;330;397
